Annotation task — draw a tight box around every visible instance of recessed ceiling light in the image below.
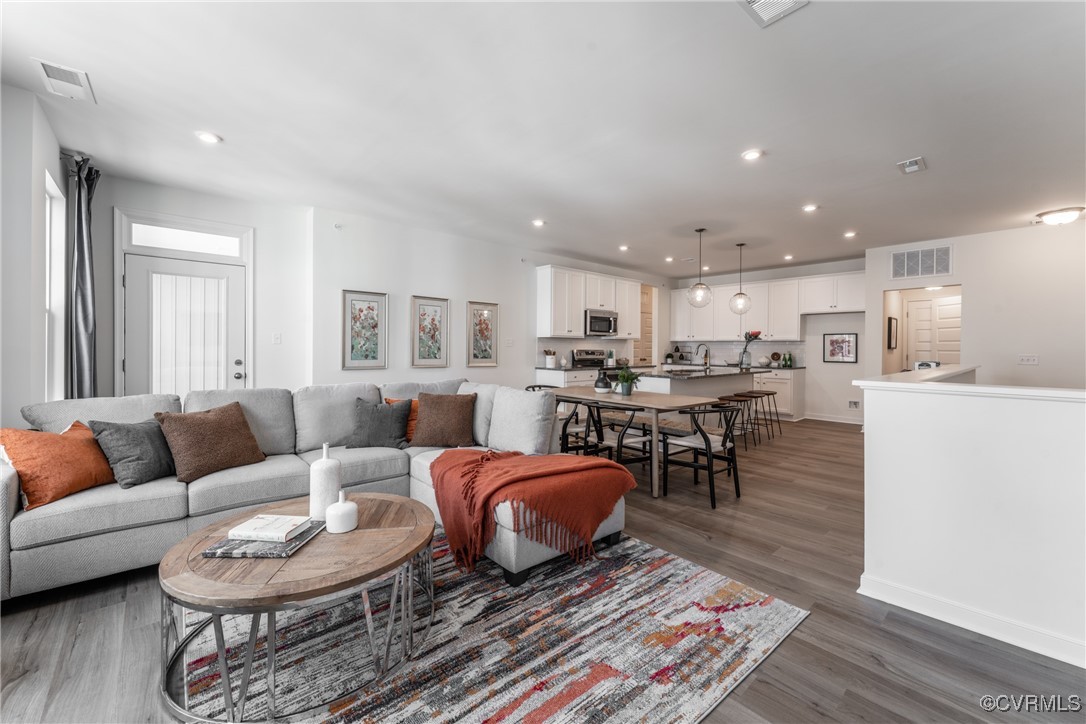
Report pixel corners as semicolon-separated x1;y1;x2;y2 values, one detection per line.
925;286;944;291
844;231;857;238
784;255;794;261
532;219;545;227
741;149;764;161
703;266;710;271
665;257;674;263
802;204;818;213
619;245;629;251
195;131;223;144
1037;207;1084;225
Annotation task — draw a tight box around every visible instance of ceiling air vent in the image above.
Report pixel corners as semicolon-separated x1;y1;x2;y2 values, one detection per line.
33;58;97;104
891;246;951;280
739;0;809;28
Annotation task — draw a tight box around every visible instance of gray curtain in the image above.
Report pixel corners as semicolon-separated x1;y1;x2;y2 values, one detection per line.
66;156;100;399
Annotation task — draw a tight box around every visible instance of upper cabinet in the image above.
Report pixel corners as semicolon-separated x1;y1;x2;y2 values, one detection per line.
536;265;586;337
711;284;742;341
670;289;713;341
585;273;616;311
799;272;866;313
611;279;641;339
766;280;800;340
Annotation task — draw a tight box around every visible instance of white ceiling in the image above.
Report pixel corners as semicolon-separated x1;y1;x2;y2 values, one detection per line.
3;1;1083;280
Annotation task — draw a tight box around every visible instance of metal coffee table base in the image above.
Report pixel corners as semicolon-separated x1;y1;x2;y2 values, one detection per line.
160;545;434;723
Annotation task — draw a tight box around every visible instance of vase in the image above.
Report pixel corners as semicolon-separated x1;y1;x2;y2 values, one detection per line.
619;382;633;396
309;443;341;521
545;355;556;369
740;350;752;369
325;491;359;534
594;369;612;393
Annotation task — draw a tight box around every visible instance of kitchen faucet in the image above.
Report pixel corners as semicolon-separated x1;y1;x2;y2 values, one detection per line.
694;343;710;367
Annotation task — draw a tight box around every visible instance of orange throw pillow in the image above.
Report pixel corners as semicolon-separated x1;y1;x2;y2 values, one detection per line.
0;422;115;510
384;398;419;442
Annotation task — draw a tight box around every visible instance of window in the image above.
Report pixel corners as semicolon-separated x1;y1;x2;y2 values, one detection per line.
44;172;66;401
130;222;241;257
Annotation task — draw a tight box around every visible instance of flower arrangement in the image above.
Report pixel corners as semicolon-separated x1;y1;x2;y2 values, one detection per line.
740;330;761;369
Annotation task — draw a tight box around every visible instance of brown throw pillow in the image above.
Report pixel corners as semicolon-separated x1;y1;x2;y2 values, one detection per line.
384;398;419;442
154;402;265;482
410;393;477;447
0;422;115;510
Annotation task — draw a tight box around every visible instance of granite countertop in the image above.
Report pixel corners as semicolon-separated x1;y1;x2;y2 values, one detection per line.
659;362;806;371
534;364;658;371
640;366;770;379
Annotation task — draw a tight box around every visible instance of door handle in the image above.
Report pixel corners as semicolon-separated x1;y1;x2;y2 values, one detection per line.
234;372;245;380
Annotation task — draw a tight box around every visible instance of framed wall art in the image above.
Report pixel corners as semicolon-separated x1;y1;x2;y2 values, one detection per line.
467;301;499;367
342;290;388;370
824;333;858;363
411;295;449;368
887;316;898;350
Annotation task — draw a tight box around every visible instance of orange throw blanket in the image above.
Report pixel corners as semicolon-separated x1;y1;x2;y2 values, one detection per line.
431;450;636;572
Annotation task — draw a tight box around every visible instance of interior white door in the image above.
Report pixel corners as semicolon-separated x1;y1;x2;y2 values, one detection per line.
906;299;933;368
934;296;962;364
124;254;246;397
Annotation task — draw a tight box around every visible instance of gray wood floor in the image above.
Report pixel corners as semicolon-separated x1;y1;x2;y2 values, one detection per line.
2;419;1083;722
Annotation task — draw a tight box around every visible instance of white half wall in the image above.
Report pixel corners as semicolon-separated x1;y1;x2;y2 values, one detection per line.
863;223;1086;388
1;85;64;427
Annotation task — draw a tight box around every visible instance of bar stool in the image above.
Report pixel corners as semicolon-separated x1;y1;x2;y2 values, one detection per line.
757;389;783;436
718;394;759;450
734;391;774;441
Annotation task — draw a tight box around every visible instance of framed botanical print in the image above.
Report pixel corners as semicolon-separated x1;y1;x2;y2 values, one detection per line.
411;295;449;368
824;333;858;363
342;290;387;370
467;301;499;367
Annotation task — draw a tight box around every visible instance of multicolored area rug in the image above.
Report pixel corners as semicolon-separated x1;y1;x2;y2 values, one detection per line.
184;531;807;722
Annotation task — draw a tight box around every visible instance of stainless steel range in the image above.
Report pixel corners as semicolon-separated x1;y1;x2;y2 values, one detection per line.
571;349;608;368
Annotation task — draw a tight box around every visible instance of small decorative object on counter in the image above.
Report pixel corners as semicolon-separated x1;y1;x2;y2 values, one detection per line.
325;491;359;534
616;366;642;396
309;443;341;521
560;355;568;368
758;355;771;367
605;349;616;368
783;352;793;367
665;352;674;363
740;330;762;369
544;349;557;368
594;369;613;393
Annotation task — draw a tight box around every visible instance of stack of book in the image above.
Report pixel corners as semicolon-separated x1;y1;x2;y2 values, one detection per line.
202;514;326;558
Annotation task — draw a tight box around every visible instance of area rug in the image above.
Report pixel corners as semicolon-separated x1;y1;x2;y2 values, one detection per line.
183;530;808;722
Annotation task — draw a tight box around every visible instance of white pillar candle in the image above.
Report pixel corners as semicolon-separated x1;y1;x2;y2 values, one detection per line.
325;491;359;534
309;443;341;521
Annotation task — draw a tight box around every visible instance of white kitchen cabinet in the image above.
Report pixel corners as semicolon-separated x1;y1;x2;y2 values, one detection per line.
534;368;599;387
536;266;586;337
611;279;641;339
765;279;800;340
585;273;616;311
753;368;805;419
711;283;768;341
740;283;769;338
799;272;866;313
670;288;715;341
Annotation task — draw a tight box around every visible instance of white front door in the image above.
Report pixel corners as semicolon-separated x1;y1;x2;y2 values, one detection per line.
123;254;247;397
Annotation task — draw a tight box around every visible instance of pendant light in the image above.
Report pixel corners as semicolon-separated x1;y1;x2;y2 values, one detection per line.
687;228;713;308
729;242;751;315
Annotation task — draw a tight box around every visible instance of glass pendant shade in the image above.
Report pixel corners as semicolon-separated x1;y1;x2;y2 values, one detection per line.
688;282;713;308
729;291;751;314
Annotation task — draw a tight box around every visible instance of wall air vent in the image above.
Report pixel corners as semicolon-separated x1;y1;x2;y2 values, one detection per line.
739;0;809;28
891;245;952;280
33;58;97;104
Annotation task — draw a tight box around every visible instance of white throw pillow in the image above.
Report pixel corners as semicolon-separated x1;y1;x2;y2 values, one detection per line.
487;387;555;455
458;382;499;445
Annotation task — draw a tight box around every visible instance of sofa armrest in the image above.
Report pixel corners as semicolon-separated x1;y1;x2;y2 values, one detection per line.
1;460;20;600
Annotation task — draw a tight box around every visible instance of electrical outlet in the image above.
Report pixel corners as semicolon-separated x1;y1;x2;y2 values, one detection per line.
848;400;860;409
504;338;514;347
272;333;282;345
1017;354;1038;366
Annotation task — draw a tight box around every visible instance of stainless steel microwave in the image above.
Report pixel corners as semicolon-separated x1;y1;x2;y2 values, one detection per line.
585;309;618;336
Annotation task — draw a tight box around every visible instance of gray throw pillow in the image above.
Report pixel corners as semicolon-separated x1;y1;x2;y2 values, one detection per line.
347;399;412;449
88;419;176;489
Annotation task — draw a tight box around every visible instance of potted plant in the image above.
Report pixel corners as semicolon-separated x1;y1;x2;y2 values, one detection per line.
615;366;642;396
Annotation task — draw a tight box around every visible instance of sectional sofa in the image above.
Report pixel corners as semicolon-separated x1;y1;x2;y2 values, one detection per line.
0;379;625;599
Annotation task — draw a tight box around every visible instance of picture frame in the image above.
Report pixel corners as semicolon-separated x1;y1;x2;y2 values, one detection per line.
466;301;499;367
342;290;388;370
411;295;449;368
887;316;898;350
824;333;858;363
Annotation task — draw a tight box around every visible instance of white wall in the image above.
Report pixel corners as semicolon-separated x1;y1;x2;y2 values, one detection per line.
1;85;65;427
89;176;311;394
802;312;865;423
864;223;1086;388
882;290;904;374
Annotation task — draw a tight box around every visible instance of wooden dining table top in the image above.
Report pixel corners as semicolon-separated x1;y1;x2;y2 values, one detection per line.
553;386;719;411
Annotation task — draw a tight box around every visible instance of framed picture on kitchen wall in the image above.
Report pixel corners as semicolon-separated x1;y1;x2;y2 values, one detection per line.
887;316;898;350
824;333;858;363
342;290;388;370
411;295;449;368
467;301;499;367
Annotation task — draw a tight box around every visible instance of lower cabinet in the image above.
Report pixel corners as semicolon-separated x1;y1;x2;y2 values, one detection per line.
753;369;805;420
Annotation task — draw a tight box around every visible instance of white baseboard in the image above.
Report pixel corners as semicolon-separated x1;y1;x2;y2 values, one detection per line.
803;412;863;425
858;574;1086;668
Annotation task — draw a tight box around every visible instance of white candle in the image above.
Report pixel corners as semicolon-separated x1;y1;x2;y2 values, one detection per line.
309;442;341;521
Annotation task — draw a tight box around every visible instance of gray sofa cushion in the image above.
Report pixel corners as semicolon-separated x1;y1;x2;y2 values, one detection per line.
88;419;175;489
297;445;409;486
487;387;557;455
347;399;411;449
378;378;467;401
184;388;296;455
186;454;311;516
458;382;499;445
9;477;188;550
21;394;181;433
293;383;381;453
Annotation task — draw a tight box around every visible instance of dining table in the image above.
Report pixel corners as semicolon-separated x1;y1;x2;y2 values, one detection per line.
552;386;719;498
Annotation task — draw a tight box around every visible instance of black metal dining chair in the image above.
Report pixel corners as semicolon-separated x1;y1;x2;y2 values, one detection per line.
661;405;742;509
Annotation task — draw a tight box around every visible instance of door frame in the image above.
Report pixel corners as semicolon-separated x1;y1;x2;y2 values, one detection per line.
113;207;254;395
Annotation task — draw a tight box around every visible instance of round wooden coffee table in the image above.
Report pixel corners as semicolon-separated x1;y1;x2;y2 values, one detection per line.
158;493;435;723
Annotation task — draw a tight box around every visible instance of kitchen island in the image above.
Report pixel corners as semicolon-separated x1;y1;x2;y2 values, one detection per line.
636;365;769;396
